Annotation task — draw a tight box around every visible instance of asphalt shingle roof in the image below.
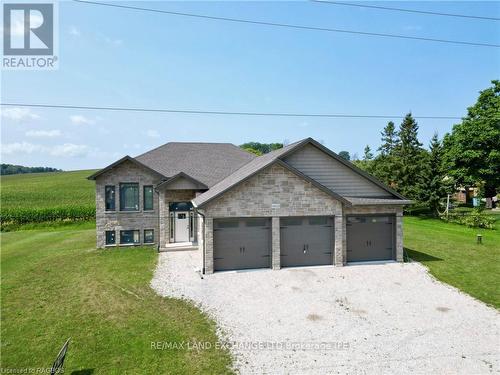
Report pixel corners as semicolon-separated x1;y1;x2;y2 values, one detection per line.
135;142;256;188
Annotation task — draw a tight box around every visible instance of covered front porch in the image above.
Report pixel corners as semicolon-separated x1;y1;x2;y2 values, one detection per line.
156;176;206;250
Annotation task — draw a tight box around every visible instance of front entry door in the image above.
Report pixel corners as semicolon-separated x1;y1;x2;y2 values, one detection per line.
174;212;189;242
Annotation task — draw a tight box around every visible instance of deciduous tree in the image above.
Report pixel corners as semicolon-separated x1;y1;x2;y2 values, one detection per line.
443;80;500;198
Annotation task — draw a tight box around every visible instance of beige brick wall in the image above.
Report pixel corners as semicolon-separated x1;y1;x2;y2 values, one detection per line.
95;160;161;248
272;217;281;270
205;217;214;272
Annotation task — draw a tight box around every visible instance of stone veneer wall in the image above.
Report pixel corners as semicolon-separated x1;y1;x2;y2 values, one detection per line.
95;160;161;248
201;164;343;273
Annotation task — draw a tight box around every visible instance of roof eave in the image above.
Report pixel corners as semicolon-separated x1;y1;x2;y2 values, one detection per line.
349;199;414;206
156;172;209;190
87;155;165;180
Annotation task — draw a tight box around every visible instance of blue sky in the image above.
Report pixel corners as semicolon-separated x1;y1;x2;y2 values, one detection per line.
1;1;499;170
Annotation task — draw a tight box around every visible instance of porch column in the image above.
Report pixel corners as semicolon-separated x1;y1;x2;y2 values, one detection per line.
334;214;345;266
159;191;167;248
204;217;214;274
271;217;280;270
396;208;404;262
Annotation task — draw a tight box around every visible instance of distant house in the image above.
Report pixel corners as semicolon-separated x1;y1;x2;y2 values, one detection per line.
453;186;476;204
88;138;411;274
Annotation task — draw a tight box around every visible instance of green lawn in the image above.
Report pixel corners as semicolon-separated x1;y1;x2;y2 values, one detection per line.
0;223;232;374
404;215;500;308
0;170;97;209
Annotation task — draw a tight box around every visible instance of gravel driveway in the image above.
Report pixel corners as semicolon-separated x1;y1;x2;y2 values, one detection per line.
151;250;499;374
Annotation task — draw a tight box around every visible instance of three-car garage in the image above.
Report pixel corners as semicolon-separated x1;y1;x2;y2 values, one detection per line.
213;215;395;272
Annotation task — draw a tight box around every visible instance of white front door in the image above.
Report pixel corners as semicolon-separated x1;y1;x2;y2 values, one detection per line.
174;211;190;242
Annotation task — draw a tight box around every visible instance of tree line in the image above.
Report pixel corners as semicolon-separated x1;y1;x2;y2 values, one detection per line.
240;81;499;215
342;80;499;213
0;164;62;176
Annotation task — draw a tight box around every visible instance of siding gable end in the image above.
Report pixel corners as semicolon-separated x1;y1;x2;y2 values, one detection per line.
283;144;392;197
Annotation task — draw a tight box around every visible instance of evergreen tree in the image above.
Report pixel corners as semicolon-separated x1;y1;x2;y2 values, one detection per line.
353;146;374;172
422;133;448;215
363;145;373;161
393;113;426;200
378;121;399;155
338;151;350;160
371;122;400;187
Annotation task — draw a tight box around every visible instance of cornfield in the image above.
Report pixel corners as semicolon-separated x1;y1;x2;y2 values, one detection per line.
1;206;95;227
1;170;97;230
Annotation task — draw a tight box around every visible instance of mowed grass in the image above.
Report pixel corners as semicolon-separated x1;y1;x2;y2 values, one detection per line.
404;215;500;308
0;170;97;209
0;224;233;374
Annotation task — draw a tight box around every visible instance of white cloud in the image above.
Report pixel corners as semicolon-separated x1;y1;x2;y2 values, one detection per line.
69;26;81;37
70;115;95;125
1;142;90;157
104;37;123;46
1;142;43;155
1;107;40;121
25;129;62;138
50;143;89;157
145;129;160;138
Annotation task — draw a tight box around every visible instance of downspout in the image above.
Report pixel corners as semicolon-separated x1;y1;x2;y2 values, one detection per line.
154;183;164;253
194;204;206;275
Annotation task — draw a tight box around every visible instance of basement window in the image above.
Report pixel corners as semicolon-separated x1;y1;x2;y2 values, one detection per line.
120;230;140;244
144;229;154;244
105;230;116;245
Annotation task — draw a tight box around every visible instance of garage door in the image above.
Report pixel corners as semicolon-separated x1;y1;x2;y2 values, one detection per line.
213;218;271;271
346;216;394;262
280;216;333;267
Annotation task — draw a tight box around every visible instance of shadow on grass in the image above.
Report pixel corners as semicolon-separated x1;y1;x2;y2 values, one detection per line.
71;370;94;375
404;247;444;262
